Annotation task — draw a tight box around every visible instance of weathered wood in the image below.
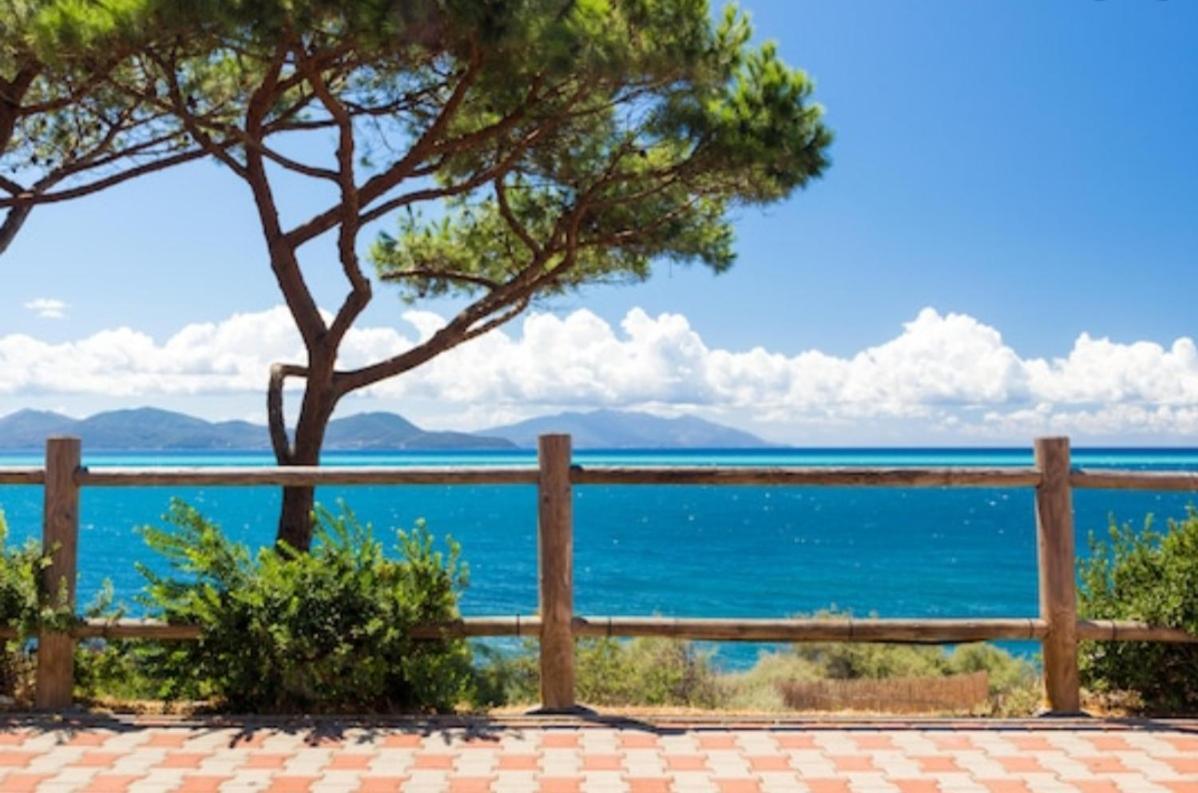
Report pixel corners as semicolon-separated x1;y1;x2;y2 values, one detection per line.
36;437;80;710
1075;619;1198;643
538;434;575;711
1070;470;1198;491
1;615;540;641
0;468;44;485
73;619;202;640
572;617;1047;642
409;616;542;639
79;466;539;487
572;467;1041;488
1035;437;1081;714
3;615;1193;644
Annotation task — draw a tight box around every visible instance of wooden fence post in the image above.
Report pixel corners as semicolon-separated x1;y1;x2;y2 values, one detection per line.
537;433;576;711
1034;436;1082;714
36;436;81;710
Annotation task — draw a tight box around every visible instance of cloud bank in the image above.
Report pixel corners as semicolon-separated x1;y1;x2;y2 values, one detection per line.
3;305;1197;443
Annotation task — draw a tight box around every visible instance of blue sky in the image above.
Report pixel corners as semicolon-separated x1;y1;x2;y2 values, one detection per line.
2;1;1197;443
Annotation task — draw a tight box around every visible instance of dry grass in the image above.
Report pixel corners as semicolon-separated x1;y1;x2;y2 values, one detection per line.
779;671;990;714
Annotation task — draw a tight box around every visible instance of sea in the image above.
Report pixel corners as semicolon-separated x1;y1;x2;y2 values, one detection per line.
0;447;1195;669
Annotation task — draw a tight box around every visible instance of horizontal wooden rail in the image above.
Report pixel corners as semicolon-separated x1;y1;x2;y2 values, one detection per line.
1070;470;1198;491
572;617;1049;642
571;466;1043;487
1075;619;1198;643
7;465;1198;491
2;615;1192;644
409;616;542;639
0;468;44;485
77;466;539;487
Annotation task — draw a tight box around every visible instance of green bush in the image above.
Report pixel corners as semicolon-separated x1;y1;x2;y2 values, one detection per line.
791;641;948;680
0;510;51;637
575;637;721;708
0;509;75;702
728;641;1038;715
481;634;1035;714
1079;508;1198;712
484;637;723;708
82;500;476;712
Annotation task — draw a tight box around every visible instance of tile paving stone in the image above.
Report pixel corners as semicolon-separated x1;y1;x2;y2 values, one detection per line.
670;771;719;792
805;778;854;793
80;774;144;793
492;770;539;792
0;719;1195;792
707;749;751;776
580;769;625;792
758;772;806;793
170;775;236;793
625;779;671;793
619;734;660;750
354;776;408;793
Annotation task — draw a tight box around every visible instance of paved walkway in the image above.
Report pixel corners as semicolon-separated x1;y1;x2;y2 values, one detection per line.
0;716;1194;793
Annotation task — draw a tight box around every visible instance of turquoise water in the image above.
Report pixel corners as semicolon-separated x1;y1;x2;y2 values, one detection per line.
0;447;1195;668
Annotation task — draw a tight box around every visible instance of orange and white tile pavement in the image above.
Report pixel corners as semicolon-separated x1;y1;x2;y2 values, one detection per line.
0;715;1193;793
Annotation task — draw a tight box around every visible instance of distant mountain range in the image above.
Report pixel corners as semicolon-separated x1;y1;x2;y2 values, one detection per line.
0;408;513;451
0;407;771;451
483;409;770;449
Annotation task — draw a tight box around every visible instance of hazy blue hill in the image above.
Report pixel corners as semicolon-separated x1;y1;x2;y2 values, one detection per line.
323;412;514;450
0;407;766;451
484;409;771;449
0;409;78;448
0;408;514;451
72;408;256;449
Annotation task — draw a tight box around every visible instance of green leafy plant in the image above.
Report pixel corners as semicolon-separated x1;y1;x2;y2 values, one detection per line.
1079;508;1198;712
0;509;49;637
480;633;1036;715
483;636;722;709
0;508;77;701
574;637;722;708
82;500;476;712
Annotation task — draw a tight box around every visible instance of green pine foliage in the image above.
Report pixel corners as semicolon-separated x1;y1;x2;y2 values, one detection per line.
81;501;476;712
1078;508;1198;712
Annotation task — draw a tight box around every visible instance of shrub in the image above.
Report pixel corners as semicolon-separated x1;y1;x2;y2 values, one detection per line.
0;509;73;702
576;637;722;708
791;641;948;680
1078;508;1198;712
730;642;1038;715
484;637;723;708
481;634;1036;714
0;510;51;637
82;500;476;712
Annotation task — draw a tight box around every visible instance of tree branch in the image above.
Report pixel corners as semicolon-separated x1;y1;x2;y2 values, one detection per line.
378;268;501;291
494;177;541;255
240;41;328;349
282;53;485;249
0;205;32;257
267;362;306;461
298;43;371;352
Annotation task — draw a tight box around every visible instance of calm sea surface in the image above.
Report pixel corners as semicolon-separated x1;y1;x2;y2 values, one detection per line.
1;448;1195;668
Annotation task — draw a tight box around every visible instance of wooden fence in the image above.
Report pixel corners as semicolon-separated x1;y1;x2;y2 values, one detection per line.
1;434;1196;713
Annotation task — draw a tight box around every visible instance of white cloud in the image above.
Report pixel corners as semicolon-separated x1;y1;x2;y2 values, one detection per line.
23;298;68;320
2;304;1198;442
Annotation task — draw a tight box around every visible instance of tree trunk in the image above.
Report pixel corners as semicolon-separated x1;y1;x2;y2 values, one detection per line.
276;464;318;552
272;366;338;552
